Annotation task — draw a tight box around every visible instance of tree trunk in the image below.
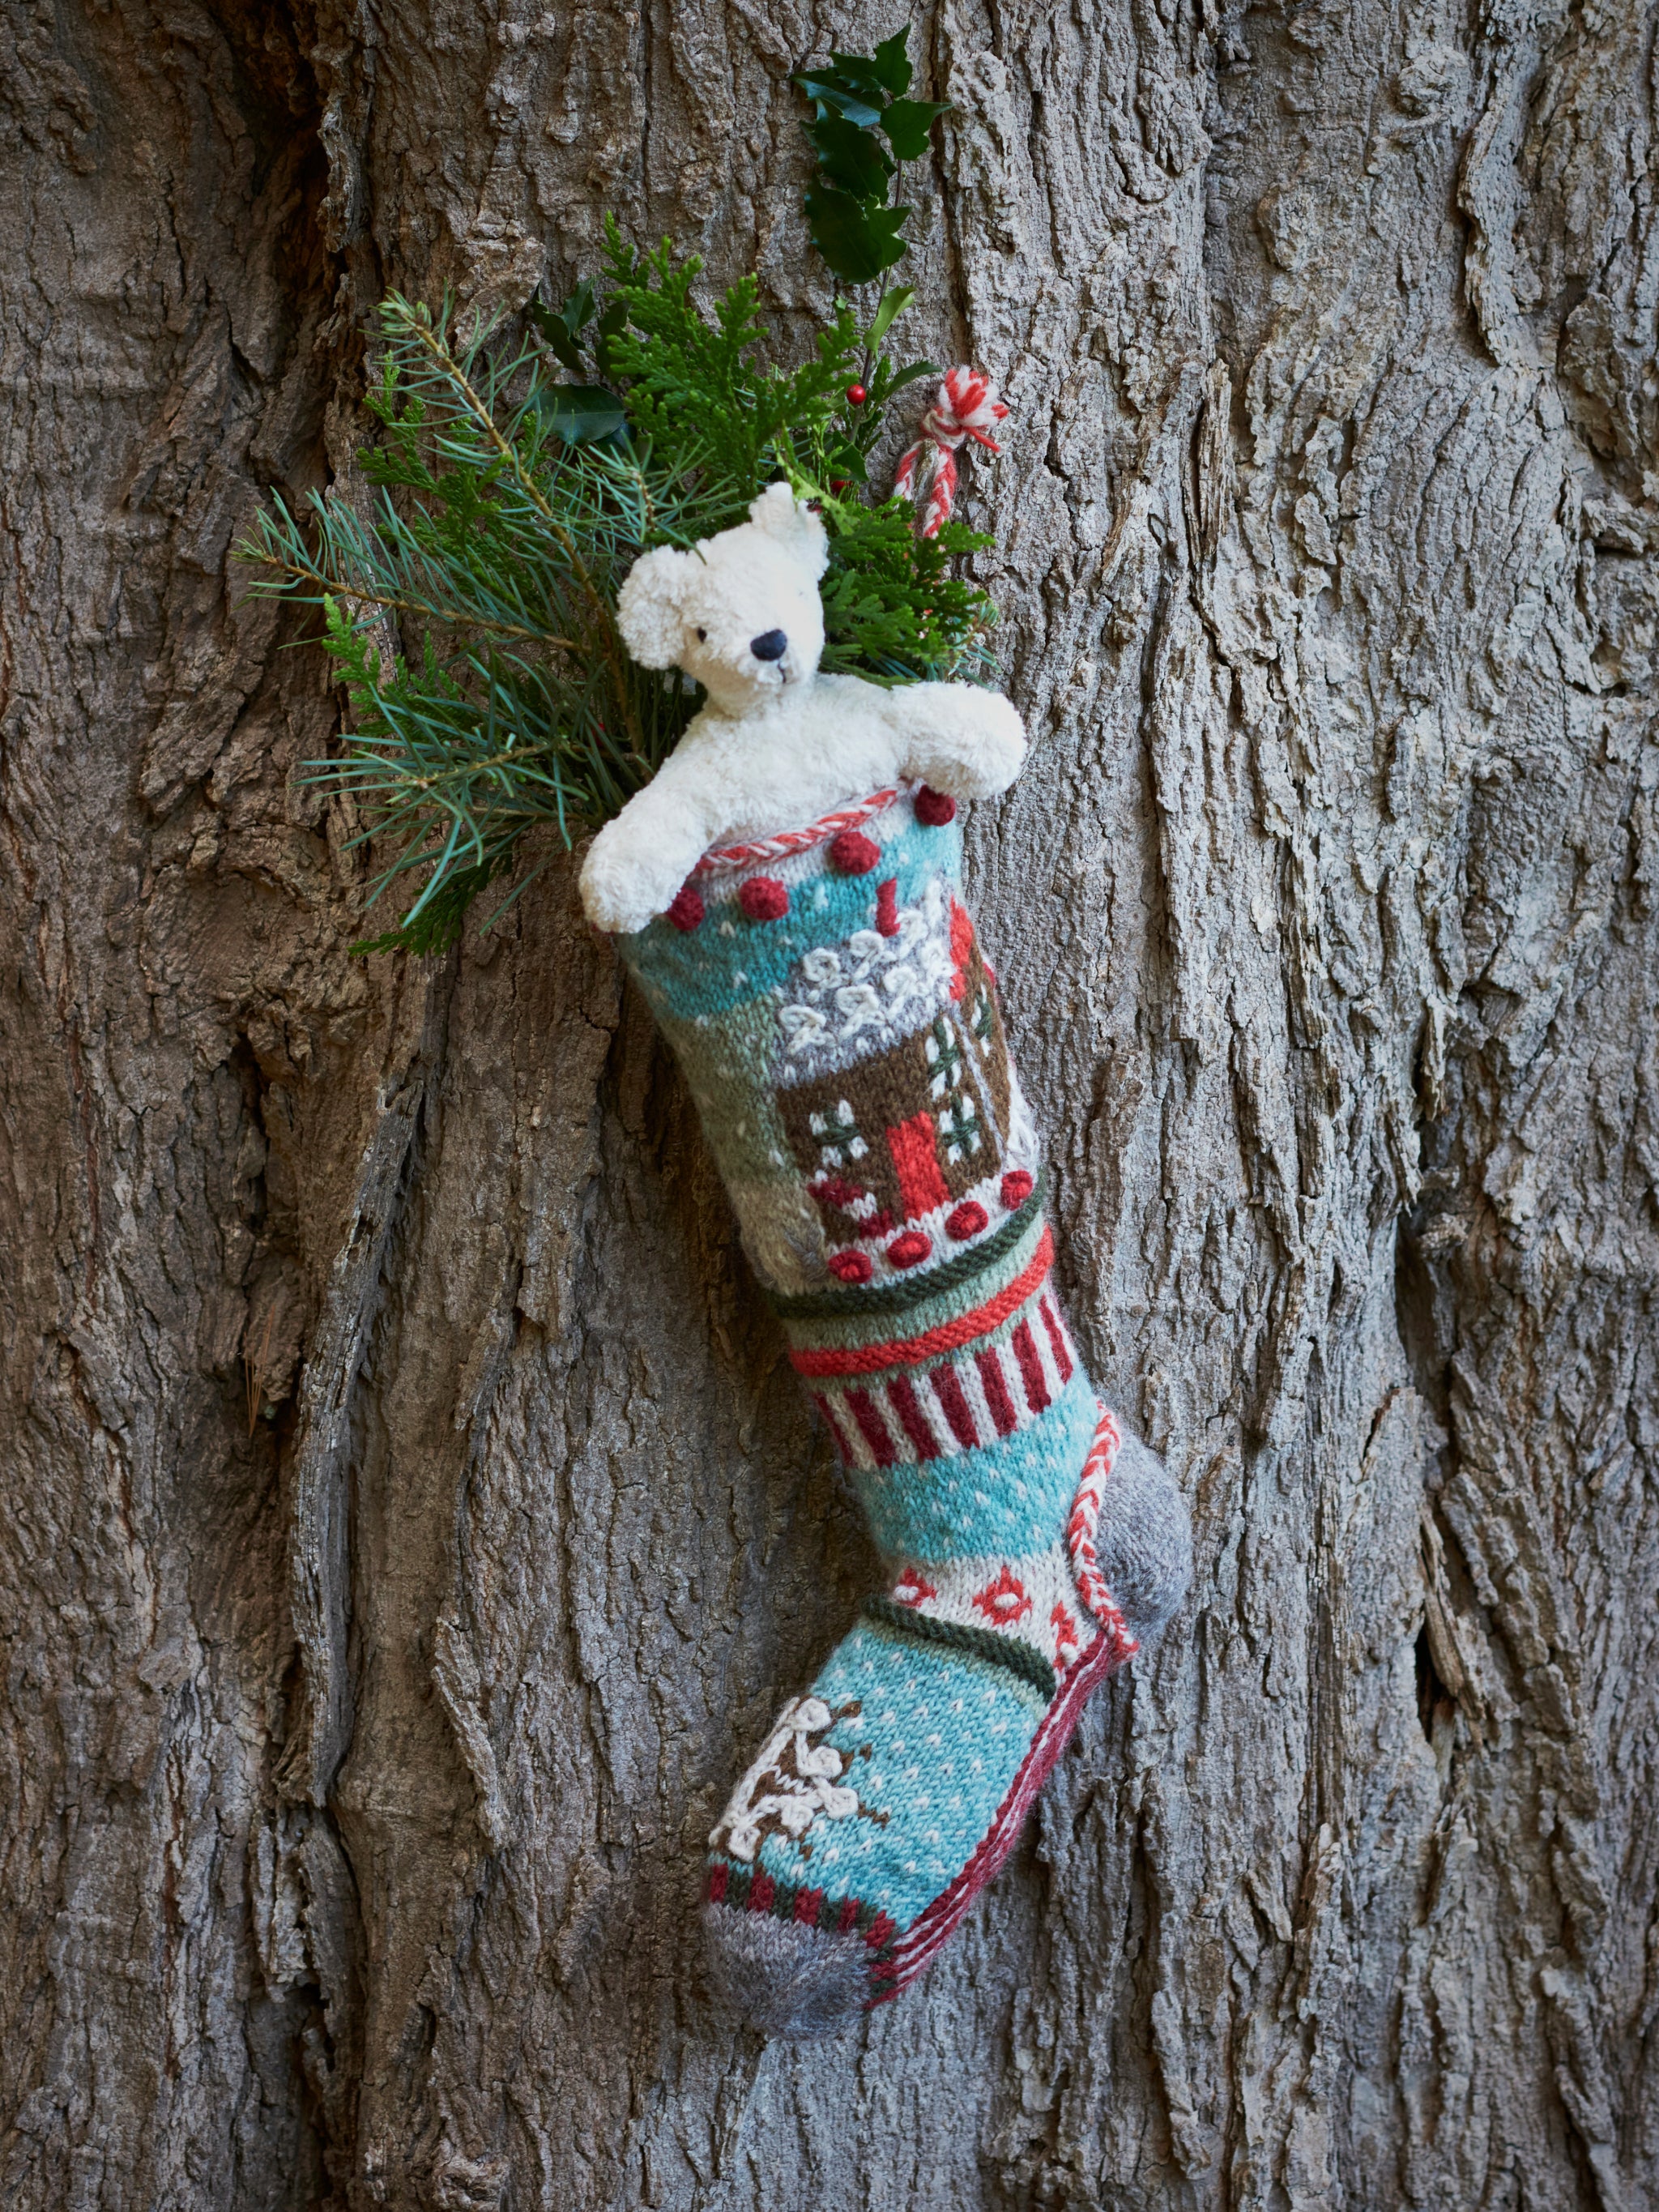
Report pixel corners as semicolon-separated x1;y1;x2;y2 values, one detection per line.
4;1;1657;2205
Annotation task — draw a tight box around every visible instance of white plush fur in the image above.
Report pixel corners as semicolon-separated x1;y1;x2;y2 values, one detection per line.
582;484;1027;933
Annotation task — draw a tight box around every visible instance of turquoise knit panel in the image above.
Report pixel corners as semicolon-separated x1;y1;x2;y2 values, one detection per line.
745;1617;1047;1929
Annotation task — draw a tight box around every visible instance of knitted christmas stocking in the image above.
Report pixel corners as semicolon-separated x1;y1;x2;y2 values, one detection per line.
619;784;1191;2036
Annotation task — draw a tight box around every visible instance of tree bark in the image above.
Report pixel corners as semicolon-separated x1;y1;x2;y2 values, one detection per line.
3;2;1657;2206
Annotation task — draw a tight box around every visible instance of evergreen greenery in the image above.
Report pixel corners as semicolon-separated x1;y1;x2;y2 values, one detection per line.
240;29;993;956
795;28;949;285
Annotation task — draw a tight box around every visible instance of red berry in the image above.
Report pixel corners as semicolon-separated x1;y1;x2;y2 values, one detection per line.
915;787;957;826
828;1249;873;1285
664;884;705;932
829;478;851;493
945;1200;987;1241
846;383;867;405
886;1231;932;1268
1000;1169;1034;1210
738;876;789;921
828;829;881;876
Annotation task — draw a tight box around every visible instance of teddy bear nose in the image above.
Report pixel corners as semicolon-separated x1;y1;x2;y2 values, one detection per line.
749;630;788;662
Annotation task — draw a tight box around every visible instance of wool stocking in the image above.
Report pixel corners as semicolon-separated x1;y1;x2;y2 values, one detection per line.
618;784;1191;2035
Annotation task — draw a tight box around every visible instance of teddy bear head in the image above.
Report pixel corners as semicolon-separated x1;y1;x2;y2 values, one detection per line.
616;482;830;715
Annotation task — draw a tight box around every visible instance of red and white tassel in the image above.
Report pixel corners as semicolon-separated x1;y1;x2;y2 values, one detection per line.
892;367;1009;537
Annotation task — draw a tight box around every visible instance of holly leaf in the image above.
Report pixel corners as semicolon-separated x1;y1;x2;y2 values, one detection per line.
804;189;911;284
793;68;885;127
868;30;913;96
807;113;893;200
881;97;949;161
864;284;915;351
558;277;596;332
881;358;939;397
534;383;629;445
825;49;900;105
527;291;591;377
592;298;629;382
825;433;868;486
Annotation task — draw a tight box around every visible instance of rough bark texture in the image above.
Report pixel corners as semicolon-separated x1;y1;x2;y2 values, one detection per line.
3;2;1657;2206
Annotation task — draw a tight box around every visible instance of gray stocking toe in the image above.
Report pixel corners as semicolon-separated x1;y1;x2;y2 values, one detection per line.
702;1902;871;2039
1094;1429;1193;1647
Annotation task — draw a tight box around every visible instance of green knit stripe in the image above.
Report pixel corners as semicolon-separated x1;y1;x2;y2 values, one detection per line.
767;1177;1046;1322
780;1206;1051;1358
861;1595;1056;1701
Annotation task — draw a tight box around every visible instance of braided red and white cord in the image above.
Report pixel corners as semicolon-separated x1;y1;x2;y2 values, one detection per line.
1067;1403;1139;1656
693;788;902;877
893;367;1009;538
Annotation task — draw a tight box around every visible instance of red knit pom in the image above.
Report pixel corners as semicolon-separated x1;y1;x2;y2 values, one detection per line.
1000;1169;1034;1208
887;1231;932;1268
665;884;705;932
828;830;881;875
738;876;789;921
915;786;957;826
945;1200;987;1241
828;1250;873;1285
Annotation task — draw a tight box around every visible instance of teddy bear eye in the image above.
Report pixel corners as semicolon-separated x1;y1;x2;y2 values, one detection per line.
696;627;707;641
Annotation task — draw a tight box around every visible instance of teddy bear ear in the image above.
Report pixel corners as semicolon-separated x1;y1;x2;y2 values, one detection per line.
747;480;830;581
616;544;694;668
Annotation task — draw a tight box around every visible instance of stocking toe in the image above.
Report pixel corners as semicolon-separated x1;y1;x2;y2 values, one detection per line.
702;1901;871;2039
1092;1431;1193;1647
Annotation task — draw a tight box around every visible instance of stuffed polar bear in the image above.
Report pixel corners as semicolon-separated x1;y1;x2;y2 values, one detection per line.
577;483;1027;934
580;480;1191;2038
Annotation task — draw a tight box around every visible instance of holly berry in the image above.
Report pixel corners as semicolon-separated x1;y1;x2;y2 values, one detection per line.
846;382;867;406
